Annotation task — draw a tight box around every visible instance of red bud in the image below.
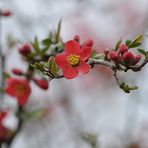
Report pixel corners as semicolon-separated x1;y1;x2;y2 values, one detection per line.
118;44;128;54
104;49;109;55
123;51;135;65
19;44;31;55
0;10;12;17
134;54;142;65
109;51;122;64
34;79;49;90
85;39;94;47
73;35;80;42
12;68;23;75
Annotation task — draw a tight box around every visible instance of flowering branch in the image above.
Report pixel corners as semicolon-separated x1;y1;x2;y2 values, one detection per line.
0;19;148;148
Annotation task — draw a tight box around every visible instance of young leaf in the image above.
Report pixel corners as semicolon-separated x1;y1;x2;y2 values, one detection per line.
133;34;143;43
55;19;62;43
31;36;40;53
128;42;141;48
128;34;143;48
115;38;122;50
125;40;132;46
49;57;59;75
137;48;146;55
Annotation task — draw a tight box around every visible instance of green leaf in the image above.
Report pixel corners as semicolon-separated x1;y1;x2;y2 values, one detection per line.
137;48;146;55
0;88;4;93
125;40;132;46
128;34;143;49
55;19;62;43
91;50;97;58
42;38;51;46
115;38;122;50
145;52;148;59
119;81;125;89
128;42;141;48
33;62;44;70
133;34;143;43
20;109;47;121
31;36;40;53
49;57;59;75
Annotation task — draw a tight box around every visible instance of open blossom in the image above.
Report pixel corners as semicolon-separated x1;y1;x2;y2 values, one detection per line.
55;40;92;79
5;78;31;106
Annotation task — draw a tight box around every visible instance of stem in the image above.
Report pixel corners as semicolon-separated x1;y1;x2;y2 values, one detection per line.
6;107;23;148
88;58;116;69
0;11;5;101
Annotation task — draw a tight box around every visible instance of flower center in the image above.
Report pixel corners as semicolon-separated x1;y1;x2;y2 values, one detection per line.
67;54;80;66
15;84;25;96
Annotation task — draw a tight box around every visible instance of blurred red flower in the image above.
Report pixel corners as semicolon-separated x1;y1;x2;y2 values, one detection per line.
55;40;92;79
5;78;31;106
0;10;12;17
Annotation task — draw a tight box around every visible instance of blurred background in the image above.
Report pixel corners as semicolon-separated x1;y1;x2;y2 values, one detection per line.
1;0;148;147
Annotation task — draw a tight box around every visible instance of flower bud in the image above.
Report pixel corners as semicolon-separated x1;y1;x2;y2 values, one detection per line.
73;35;80;42
19;43;31;55
109;51;122;64
85;39;94;47
0;10;12;17
104;49;109;55
12;68;23;75
123;51;135;65
118;44;128;54
133;54;142;65
34;79;49;90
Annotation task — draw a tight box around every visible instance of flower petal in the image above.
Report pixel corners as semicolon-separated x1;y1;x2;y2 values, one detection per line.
5;86;16;96
79;45;92;61
65;40;80;55
55;54;68;68
17;95;28;106
77;62;90;74
63;66;78;79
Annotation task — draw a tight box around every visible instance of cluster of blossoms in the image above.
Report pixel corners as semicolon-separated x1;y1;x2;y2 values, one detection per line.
5;43;49;107
108;44;141;66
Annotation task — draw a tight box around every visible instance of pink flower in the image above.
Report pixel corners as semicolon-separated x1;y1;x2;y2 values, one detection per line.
55;40;92;79
5;78;31;106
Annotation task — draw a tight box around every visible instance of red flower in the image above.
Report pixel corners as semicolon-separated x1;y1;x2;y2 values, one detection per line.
33;78;49;90
5;78;31;106
55;40;92;79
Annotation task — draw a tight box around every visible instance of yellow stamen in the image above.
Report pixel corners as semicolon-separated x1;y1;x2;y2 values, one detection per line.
67;54;80;66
